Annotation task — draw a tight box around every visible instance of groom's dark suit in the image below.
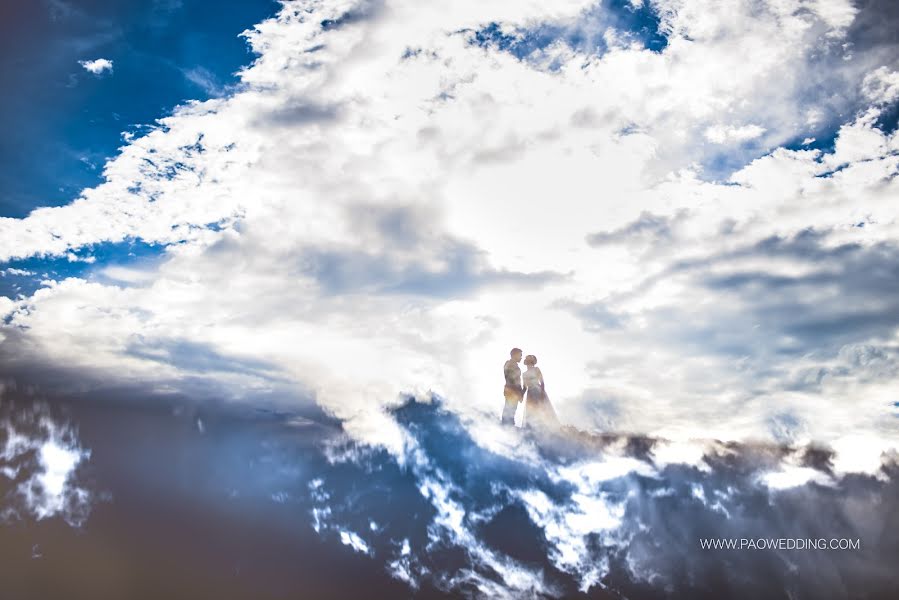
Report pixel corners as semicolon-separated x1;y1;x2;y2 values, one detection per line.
502;359;523;425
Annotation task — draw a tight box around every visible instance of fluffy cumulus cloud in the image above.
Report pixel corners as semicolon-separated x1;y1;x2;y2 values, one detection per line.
1;0;898;465
78;58;114;75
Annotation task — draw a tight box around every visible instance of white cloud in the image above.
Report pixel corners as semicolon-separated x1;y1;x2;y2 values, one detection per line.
515;484;625;591
387;538;418;589
704;124;766;144
25;437;88;519
759;466;833;490
1;404;92;526
862;66;899;106
182;66;226;97
651;439;712;471
415;468;555;596
1;268;34;276
100;265;157;284
316;434;556;596
79;58;114;75
831;434;894;477
0;0;897;463
338;529;372;554
66;252;96;263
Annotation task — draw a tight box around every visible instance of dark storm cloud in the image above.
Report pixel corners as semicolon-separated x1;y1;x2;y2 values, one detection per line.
302;398;899;598
0;377;410;600
845;0;899;53
2;369;897;599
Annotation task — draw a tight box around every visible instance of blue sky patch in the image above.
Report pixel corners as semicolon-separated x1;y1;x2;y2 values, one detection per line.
0;0;278;219
0;238;167;298
466;0;668;63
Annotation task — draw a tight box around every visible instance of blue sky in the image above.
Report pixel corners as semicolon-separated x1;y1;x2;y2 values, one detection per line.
0;0;277;297
0;0;277;218
469;0;669;59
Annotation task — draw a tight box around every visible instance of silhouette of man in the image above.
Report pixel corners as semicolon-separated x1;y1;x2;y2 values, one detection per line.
502;348;523;425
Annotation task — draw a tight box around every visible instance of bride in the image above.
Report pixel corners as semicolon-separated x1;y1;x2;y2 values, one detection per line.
522;355;559;430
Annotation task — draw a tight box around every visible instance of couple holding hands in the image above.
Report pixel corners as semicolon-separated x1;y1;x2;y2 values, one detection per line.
501;347;559;429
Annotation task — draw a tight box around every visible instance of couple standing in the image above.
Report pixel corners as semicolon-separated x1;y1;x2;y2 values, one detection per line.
501;347;559;429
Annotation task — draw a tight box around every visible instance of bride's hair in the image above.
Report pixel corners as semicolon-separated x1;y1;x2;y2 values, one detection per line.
524;355;537;366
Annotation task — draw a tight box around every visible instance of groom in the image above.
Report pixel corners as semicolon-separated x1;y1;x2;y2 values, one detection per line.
501;347;524;425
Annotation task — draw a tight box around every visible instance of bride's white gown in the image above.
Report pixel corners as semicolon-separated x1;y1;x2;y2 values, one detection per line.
522;367;559;429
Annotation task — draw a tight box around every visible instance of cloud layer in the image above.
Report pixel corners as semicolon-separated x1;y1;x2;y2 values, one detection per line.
300;397;899;598
5;385;895;598
1;0;898;459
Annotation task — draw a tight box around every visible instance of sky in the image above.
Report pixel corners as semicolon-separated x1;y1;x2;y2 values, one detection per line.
1;0;898;596
2;0;898;452
0;0;278;217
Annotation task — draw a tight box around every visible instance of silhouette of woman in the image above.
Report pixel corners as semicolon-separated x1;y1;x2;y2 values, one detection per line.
522;355;559;430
